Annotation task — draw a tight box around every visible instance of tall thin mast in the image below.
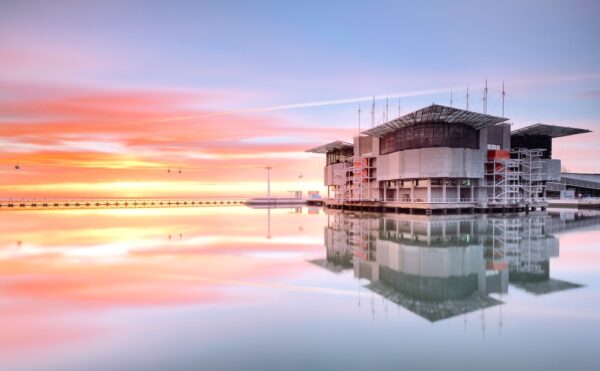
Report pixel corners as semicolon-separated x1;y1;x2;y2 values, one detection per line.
358;103;361;134
371;95;375;128
398;97;401;117
450;90;453;108
502;81;506;117
466;85;470;111
266;166;272;199
385;96;389;123
483;77;488;114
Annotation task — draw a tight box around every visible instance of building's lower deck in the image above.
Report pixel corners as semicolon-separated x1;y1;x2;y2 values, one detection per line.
324;199;547;215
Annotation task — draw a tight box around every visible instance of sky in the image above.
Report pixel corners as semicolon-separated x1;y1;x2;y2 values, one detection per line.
1;0;599;198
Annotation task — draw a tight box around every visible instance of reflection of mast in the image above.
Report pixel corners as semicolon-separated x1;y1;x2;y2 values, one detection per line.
499;294;503;335
266;207;272;239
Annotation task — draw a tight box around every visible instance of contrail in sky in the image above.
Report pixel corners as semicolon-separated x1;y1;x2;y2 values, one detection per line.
133;73;600;124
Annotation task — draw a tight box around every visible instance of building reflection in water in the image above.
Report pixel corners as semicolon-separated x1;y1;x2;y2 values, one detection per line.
311;210;598;322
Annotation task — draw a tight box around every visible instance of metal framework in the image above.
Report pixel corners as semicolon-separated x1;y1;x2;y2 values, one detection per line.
305;141;353;154
507;215;549;275
330;156;376;202
488;217;522;268
485;156;521;205
0;198;246;211
513;148;545;204
485;148;547;206
332;162;352;202
351;156;375;201
512;124;590;138
362;104;509;137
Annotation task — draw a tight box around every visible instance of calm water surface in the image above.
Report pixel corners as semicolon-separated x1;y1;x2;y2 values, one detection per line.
1;206;600;371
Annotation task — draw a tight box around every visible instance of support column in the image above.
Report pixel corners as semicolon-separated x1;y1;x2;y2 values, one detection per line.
442;181;447;202
457;184;461;202
410;185;415;203
470;185;474;202
442;222;446;242
427;183;432;202
383;182;387;202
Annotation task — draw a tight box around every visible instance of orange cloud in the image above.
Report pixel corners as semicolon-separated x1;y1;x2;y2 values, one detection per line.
0;81;350;197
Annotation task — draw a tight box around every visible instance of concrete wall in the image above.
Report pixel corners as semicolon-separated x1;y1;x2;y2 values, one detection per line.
354;135;379;156
376;243;484;278
376;147;486;181
479;124;511;150
324;162;347;186
542;159;561;181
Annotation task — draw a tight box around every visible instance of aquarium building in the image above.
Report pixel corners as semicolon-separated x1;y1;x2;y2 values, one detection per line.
307;104;590;213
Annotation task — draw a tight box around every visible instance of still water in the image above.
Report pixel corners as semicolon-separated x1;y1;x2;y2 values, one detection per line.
1;206;599;371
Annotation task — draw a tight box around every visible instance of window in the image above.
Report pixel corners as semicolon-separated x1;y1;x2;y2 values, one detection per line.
380;122;478;155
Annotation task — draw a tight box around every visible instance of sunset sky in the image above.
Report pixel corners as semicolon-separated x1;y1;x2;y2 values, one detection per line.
1;0;599;198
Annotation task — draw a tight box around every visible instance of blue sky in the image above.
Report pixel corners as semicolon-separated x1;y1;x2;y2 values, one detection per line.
0;0;599;196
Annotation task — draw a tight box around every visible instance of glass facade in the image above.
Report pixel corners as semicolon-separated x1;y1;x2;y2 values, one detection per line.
380;122;479;155
326;148;353;165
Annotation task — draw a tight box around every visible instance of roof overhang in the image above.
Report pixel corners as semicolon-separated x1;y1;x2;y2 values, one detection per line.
305;140;353;154
361;104;509;137
511;123;591;138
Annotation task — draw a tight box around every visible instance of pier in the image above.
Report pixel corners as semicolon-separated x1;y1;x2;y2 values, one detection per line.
0;197;247;211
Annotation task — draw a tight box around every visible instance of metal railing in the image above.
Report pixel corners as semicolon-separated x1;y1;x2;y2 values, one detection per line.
382;197;477;204
0;197;248;211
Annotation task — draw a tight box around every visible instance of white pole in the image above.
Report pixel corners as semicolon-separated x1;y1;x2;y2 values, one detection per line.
266;166;272;199
483;77;488;114
502;81;506;117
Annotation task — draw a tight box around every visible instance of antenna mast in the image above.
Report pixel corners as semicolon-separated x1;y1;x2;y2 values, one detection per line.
398;97;401;117
466;85;470;111
371;95;375;128
483;77;488;114
450;90;453;108
385;96;389;123
358;104;361;134
502;81;506;117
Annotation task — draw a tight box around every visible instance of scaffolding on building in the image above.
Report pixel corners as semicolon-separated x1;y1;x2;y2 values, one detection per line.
512;148;545;204
332;162;352;202
485;148;547;206
350;156;376;201
485;150;521;205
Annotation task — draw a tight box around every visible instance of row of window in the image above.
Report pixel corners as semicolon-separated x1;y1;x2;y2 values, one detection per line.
379;122;479;155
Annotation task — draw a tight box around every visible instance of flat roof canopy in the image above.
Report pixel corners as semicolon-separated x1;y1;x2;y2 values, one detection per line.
305;140;353;154
511;123;591;138
362;104;509;137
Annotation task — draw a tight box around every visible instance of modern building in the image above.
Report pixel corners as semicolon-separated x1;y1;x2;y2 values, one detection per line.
307;104;591;214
